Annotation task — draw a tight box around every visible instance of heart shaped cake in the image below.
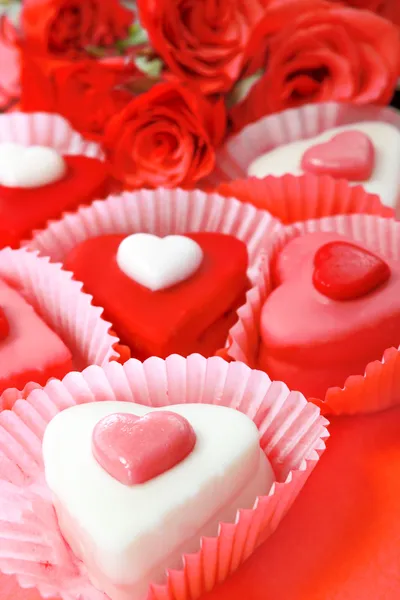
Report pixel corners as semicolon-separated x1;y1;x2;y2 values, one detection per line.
259;231;400;399
0;143;110;247
0;278;72;393
43;401;274;600
64;232;249;359
247;122;400;210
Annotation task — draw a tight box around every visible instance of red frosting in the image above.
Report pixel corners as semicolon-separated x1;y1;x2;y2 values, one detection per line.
313;241;391;301
260;232;399;399
301;131;375;181
92;411;196;485
64;232;249;360
0;306;9;341
0;155;110;248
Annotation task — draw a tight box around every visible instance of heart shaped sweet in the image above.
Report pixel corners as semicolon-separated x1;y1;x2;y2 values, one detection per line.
0;143;66;188
247;122;400;210
43;401;273;600
313;241;391;301
0;154;110;248
260;232;400;399
301;131;375;181
92;411;196;485
117;234;204;291
64;232;249;359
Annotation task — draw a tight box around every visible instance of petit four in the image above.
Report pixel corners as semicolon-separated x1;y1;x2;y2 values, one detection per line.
64;232;249;359
0;277;72;393
43;401;274;600
259;231;399;398
247;122;400;210
0;142;110;247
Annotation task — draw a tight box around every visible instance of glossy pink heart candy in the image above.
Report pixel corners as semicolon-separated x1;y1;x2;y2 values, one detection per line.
92;411;196;485
301;131;375;181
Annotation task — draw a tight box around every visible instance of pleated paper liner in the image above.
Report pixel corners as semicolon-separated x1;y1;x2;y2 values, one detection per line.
216;174;394;224
222;214;400;416
212;102;400;184
24;188;282;283
0;112;103;159
0;248;128;411
0;355;329;600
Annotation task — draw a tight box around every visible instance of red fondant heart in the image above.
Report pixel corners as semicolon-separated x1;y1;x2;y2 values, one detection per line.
92;411;196;485
64;232;248;359
0;156;110;248
301;131;375;181
0;306;9;341
313;241;391;301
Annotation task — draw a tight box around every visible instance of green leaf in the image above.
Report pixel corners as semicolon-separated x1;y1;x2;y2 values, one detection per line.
116;22;149;52
134;55;163;78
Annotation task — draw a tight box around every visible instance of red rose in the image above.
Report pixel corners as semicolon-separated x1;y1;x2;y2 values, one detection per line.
0;17;20;110
230;0;400;132
137;0;265;95
331;0;400;26
20;55;136;139
21;0;133;57
103;82;226;188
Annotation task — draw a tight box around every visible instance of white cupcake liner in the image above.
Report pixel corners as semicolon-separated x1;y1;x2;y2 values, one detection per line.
0;112;104;159
0;248;124;410
212;102;400;183
0;355;329;600
24;188;282;283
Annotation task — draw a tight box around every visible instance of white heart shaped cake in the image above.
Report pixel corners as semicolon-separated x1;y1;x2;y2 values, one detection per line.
0;143;66;188
43;401;274;600
248;122;400;210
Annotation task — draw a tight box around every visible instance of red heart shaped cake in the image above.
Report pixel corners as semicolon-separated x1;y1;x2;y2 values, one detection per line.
0;152;110;248
259;231;399;399
64;232;249;359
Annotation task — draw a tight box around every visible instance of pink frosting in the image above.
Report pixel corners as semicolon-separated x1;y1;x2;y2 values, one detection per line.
260;232;400;398
92;411;197;485
0;278;72;392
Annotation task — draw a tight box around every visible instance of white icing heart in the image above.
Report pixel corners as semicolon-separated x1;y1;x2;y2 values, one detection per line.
116;233;204;291
43;402;273;600
248;122;400;210
0;143;66;188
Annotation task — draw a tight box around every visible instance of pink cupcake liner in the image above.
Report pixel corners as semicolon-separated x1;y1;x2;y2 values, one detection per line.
216;173;394;224
24;188;282;283
212;102;400;183
223;213;400;416
0;112;104;159
0;247;126;411
0;355;329;600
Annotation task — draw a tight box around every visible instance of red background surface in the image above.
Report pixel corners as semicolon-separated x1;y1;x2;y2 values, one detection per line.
2;405;400;600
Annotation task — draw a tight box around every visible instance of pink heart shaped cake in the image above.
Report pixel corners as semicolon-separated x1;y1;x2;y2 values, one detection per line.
259;231;400;399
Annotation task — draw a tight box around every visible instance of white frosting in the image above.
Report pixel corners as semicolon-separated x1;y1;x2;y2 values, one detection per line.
116;233;204;291
43;402;273;600
0;143;66;188
248;122;400;210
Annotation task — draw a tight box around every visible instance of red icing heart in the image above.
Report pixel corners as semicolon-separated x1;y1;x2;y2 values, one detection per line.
313;241;391;301
301;131;375;181
0;156;110;249
92;411;196;485
0;306;9;341
64;232;248;360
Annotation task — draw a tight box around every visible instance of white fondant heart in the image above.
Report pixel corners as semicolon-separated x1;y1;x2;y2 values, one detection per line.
43;402;273;600
116;233;204;291
247;122;400;210
0;143;66;188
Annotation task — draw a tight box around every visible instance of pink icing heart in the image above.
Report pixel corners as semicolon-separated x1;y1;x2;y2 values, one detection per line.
92;411;196;485
301;131;375;181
